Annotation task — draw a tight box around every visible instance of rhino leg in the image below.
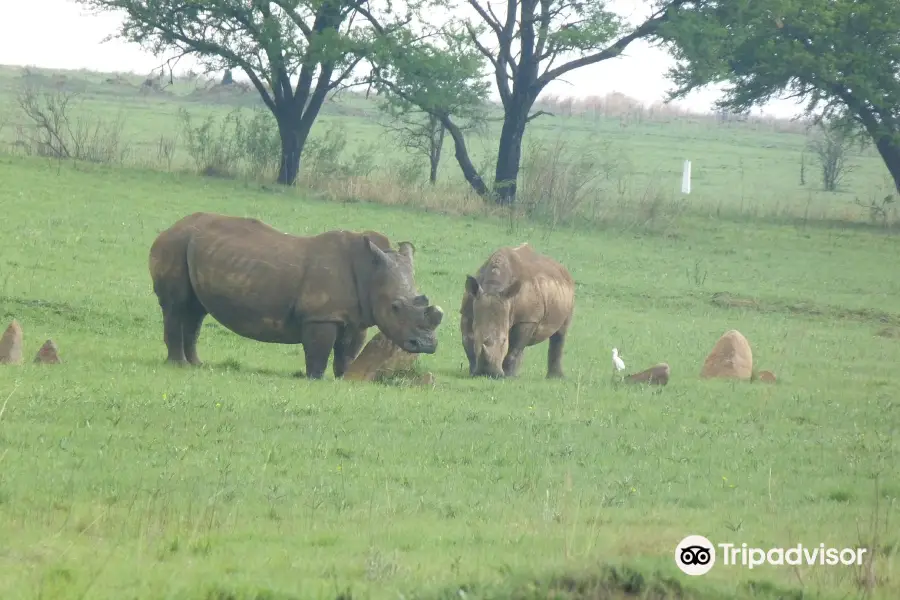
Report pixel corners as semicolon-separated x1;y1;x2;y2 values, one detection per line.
503;322;536;377
502;350;523;377
159;292;206;366
332;325;367;379
181;301;208;366
546;318;571;379
152;243;207;366
162;310;188;365
301;322;340;379
460;293;476;376
462;336;476;376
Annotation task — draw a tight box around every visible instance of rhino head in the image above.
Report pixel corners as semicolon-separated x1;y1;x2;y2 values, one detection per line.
365;238;443;353
465;274;522;378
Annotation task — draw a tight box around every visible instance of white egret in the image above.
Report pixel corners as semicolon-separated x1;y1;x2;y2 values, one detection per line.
612;347;625;372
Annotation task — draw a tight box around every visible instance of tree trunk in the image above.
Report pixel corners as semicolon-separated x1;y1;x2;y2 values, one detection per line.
274;107;315;186
277;117;303;185
429;122;444;184
835;89;900;195
874;133;900;194
439;115;489;196
428;151;440;184
493;106;529;206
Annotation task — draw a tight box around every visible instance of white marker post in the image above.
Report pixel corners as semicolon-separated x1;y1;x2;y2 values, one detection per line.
681;159;692;195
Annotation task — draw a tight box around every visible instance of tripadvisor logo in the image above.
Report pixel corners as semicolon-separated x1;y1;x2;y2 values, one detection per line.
675;535;868;574
675;535;716;576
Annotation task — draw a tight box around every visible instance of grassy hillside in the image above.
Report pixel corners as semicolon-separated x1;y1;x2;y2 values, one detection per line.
0;63;898;600
0;63;897;228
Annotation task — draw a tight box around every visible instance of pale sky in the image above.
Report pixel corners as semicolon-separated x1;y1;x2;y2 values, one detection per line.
0;0;808;119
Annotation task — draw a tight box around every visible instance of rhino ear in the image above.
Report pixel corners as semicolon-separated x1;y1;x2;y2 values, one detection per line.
398;241;415;258
412;294;429;307
501;279;522;299
365;236;388;264
465;275;480;297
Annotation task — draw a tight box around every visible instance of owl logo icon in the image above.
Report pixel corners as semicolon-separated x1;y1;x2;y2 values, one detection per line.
675;535;716;575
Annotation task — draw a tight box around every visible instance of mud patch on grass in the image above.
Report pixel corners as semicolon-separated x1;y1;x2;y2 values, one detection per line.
875;326;900;339
0;295;152;331
710;292;760;310
406;564;814;599
710;292;900;326
0;295;81;320
200;587;303;600
527;566;687;599
415;565;723;600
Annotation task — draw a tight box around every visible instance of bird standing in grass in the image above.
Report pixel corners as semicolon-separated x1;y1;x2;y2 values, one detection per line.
612;347;625;373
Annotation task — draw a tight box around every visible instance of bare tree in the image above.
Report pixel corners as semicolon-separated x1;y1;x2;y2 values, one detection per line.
16;84;131;164
379;105;489;184
807;121;856;192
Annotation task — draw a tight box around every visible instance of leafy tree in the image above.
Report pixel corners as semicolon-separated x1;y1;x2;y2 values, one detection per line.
370;24;494;195
661;0;900;193
374;0;690;205
77;0;415;185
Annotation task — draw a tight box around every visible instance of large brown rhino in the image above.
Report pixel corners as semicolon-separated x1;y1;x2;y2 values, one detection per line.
148;212;443;379
460;243;575;378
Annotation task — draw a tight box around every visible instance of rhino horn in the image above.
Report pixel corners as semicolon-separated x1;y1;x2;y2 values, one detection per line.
426;304;444;326
365;237;389;263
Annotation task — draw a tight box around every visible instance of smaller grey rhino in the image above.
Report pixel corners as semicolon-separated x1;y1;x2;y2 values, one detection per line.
460;243;575;379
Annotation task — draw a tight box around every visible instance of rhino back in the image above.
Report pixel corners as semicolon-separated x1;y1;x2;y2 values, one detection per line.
184;216;363;342
508;246;575;337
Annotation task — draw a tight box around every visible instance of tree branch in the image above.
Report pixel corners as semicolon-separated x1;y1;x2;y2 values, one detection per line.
500;0;519;78
230;4;293;102
533;0;556;62
538;0;688;87
140;17;279;113
354;3;413;35
526;109;553;122
465;22;510;104
519;0;538;85
468;0;502;34
271;0;313;37
143;48;191;92
327;54;367;91
467;0;518;77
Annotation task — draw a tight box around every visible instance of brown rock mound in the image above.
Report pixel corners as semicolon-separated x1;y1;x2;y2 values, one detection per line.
625;363;670;386
700;329;753;380
344;331;428;384
0;320;24;365
34;339;61;364
416;372;436;386
757;370;776;383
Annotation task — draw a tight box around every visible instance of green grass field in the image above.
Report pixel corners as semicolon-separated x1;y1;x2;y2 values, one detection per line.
0;64;899;600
